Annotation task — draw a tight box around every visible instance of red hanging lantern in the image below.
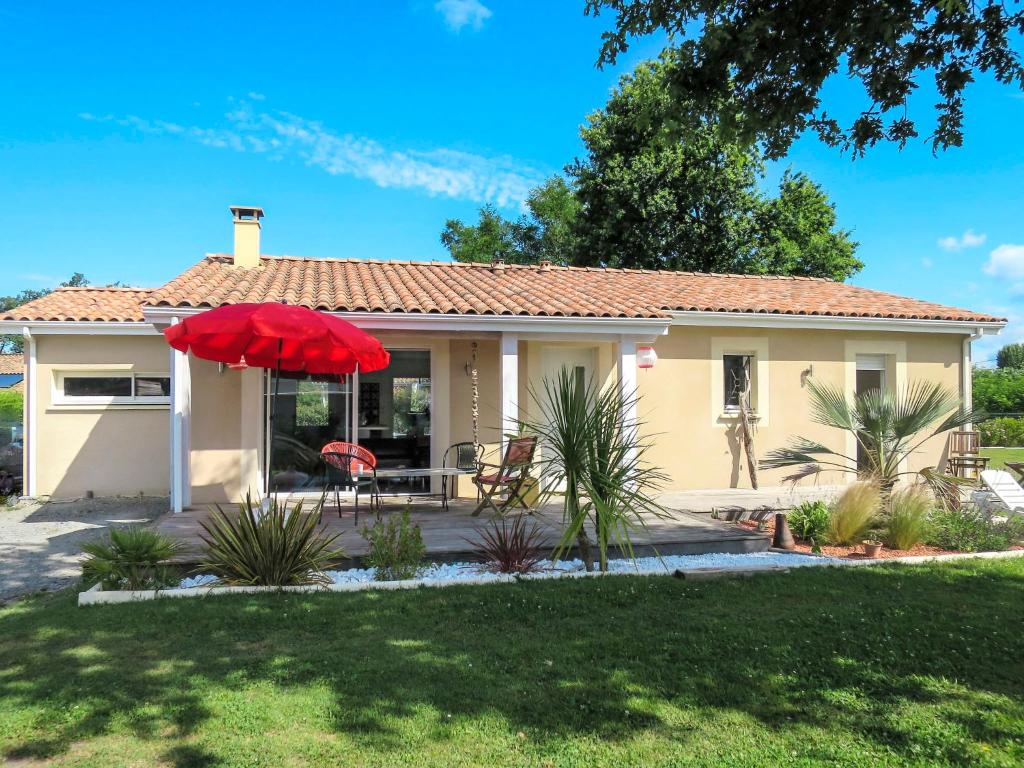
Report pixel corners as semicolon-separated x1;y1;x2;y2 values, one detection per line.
637;345;658;369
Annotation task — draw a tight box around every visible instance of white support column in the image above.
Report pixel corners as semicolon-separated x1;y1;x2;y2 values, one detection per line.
619;338;638;467
169;318;191;513
22;327;36;498
500;333;519;450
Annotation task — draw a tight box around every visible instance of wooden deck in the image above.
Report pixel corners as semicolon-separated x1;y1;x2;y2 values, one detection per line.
154;497;770;564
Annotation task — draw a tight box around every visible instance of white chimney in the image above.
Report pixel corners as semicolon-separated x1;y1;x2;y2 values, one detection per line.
229;205;264;268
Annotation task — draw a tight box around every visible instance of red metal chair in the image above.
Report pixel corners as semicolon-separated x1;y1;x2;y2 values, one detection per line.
320;441;380;523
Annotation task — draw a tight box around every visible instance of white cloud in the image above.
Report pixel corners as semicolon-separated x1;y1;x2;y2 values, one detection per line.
81;102;543;209
247;91;266;101
983;244;1024;280
434;0;492;32
937;229;987;252
920;256;933;269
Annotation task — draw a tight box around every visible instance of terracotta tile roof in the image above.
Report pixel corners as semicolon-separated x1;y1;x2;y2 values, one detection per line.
0;354;22;374
143;255;1004;323
1;287;152;322
0;256;1003;324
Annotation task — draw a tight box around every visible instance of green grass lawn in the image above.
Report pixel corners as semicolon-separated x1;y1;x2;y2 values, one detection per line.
981;447;1024;472
2;561;1023;768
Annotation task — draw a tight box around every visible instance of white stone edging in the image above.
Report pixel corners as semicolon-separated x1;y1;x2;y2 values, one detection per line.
76;549;1024;607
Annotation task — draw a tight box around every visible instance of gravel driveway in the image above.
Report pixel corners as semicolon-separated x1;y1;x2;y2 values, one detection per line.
0;496;168;603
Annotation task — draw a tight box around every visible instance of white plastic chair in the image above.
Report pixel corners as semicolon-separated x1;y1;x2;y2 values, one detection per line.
979;470;1024;519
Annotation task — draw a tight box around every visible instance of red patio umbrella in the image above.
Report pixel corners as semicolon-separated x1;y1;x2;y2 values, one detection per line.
163;302;389;375
163;302;390;494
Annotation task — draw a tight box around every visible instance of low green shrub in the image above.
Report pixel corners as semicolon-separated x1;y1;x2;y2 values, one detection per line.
81;527;183;591
827;482;880;546
199;492;343;586
787;500;830;542
361;507;426;581
884;486;931;550
0;390;22;422
978;417;1024;447
927;507;1024;553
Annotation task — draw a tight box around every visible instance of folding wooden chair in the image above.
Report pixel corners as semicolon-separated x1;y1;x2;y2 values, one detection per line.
470;436;538;517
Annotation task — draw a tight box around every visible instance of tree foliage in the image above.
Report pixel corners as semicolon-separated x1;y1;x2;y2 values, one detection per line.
997;342;1024;370
586;0;1024;158
442;62;860;280
440;177;579;265
571;61;861;277
973;367;1024;415
0;273;90;354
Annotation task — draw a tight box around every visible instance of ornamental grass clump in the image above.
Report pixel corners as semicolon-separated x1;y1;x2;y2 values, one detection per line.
361;507;426;581
199;492;343;586
884;485;932;550
81;527;184;591
826;482;880;546
471;515;546;574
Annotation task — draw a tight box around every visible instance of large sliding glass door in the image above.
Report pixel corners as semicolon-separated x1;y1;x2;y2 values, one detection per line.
266;372;355;493
265;349;432;495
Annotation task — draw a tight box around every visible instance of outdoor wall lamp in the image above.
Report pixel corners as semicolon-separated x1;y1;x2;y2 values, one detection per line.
637;345;658;369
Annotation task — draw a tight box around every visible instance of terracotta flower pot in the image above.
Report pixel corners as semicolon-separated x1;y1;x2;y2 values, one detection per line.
862;541;883;558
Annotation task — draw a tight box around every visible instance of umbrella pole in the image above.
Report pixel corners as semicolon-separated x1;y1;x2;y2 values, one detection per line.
267;338;283;504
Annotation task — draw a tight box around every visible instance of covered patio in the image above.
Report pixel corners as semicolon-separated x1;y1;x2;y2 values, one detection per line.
152;497;771;564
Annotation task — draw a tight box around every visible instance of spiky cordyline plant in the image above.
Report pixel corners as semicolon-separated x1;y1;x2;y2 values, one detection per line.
469;515;546;574
521;367;667;572
198;491;344;586
760;379;980;506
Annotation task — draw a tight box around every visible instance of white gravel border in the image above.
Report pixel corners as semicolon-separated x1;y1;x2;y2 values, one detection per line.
77;548;1024;606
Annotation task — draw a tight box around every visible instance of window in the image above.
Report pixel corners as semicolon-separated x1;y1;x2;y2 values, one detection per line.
55;372;171;405
392;376;431;437
723;354;752;410
0;374;24;389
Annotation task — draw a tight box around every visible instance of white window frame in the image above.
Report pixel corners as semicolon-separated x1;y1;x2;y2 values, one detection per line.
52;370;171;407
710;337;771;426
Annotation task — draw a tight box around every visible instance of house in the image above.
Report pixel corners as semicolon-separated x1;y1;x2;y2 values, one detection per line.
0;207;1006;510
0;354;24;393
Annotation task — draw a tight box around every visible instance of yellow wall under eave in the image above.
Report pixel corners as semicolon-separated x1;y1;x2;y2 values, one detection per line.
25;324;968;502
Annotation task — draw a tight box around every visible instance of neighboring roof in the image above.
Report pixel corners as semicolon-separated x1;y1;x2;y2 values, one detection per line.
0;255;1005;324
0;287;151;322
144;255;1004;323
0;354;22;374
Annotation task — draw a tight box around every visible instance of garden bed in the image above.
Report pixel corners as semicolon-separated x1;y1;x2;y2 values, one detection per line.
737;516;1024;560
77;548;1024;606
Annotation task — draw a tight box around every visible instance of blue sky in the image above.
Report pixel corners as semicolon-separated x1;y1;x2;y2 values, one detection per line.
1;1;1021;361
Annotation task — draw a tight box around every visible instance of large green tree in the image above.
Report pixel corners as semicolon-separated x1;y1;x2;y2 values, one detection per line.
443;61;860;280
569;60;862;278
440;177;579;265
0;273;89;354
997;342;1024;370
586;0;1024;158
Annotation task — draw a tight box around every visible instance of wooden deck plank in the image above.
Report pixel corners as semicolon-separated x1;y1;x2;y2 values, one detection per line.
154;498;770;563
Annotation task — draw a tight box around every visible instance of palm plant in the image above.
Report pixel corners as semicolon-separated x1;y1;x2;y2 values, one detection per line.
81;527;184;591
522;367;666;572
761;379;978;507
198;491;344;586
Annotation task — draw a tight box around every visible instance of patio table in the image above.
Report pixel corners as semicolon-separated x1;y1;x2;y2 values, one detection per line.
356;466;475;510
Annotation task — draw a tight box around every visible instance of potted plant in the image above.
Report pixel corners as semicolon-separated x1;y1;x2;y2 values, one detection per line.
862;539;883;558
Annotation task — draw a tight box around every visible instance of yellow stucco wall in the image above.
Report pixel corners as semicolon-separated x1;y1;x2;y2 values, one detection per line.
637;326;963;490
33;334;170;497
28;325;967;501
